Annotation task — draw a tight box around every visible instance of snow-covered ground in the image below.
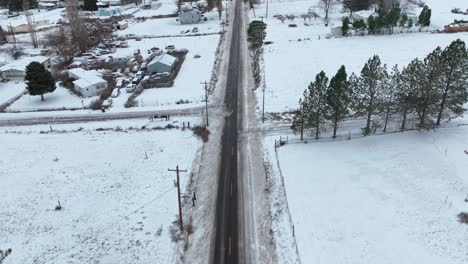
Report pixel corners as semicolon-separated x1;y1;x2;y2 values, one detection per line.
250;0;468;113
0;120;202;264
7;85;98;112
269;122;468;264
0;82;26;106
0;8;65;28
133;0;178;17
116;11;223;37
253;1;468;263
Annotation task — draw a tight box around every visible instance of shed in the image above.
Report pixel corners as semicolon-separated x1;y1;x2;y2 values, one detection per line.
147;54;177;74
0;56;50;80
179;9;202;25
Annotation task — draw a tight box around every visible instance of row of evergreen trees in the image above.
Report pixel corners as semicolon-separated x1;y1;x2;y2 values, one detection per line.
342;5;432;36
291;39;468;139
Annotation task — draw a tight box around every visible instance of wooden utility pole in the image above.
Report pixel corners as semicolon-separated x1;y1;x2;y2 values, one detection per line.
201;81;209;127
168;165;187;231
266;0;269;19
262;62;266;123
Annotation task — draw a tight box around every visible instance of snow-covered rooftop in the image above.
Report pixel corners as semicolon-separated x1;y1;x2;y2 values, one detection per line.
69;68;106;88
149;53;177;67
0;55;49;72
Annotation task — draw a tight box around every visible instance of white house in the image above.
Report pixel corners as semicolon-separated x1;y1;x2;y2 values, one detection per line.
179;8;202;25
0;56;50;80
68;68;107;97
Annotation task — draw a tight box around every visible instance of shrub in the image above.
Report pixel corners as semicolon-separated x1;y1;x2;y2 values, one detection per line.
99;87;113;101
124;97;138;108
192;126;210;142
457;212;468;224
90;99;104;110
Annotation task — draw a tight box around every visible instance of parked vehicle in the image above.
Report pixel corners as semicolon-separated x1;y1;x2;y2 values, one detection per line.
111;89;120;98
165;45;175;51
126;84;136;93
192;27;199;33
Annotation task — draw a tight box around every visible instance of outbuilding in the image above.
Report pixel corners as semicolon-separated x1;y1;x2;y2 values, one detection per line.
0;56;50;80
147;54;177;74
179;9;202;25
68;68;107;97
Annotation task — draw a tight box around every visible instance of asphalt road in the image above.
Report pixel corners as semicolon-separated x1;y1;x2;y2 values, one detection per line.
212;0;242;263
0;106;206;127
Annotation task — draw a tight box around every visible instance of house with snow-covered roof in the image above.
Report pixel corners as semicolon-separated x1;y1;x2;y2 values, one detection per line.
0;56;50;80
68;68;107;97
147;54;178;74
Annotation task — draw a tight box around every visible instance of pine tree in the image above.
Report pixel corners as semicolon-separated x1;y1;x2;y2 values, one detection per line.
343;0;370;17
386;6;401;33
326;66;351;138
83;0;98;11
407;18;413;28
418;5;431;27
367;15;376;34
342;17;350;36
414;47;443;128
399;13;408;27
25;62;56;101
291;97;308;140
305;71;329;139
382;65;400;132
398;59;420;129
435;39;468;125
356;55;387;135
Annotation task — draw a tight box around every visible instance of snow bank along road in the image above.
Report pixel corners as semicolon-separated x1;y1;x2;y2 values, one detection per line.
0;106;206;127
212;0;242;263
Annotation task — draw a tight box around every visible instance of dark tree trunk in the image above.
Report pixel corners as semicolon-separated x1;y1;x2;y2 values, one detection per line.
332;115;338;138
383;106;390;132
366;96;374;134
315;110;320;140
41;94;44;101
401;108;407;130
436;78;451;126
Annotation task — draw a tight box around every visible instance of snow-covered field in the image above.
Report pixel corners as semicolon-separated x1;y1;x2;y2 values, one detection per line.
271;124;468;264
251;0;468;113
255;0;468;263
0;121;202;264
117;11;223;37
133;0;179;17
7;85;97;112
0;8;65;28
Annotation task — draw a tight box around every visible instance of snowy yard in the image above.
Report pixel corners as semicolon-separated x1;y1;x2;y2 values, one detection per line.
272;125;468;264
0;82;26;106
0;122;202;264
112;34;220;108
7;85;97;112
251;0;468;113
117;11;223;37
133;0;178;17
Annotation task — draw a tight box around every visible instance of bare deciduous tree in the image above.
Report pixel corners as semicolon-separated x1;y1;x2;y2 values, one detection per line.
66;0;89;53
320;0;333;26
